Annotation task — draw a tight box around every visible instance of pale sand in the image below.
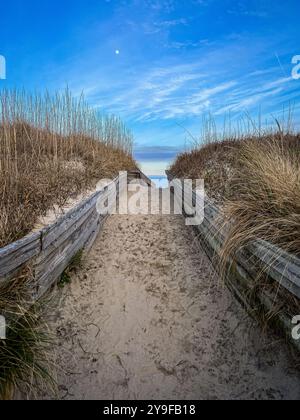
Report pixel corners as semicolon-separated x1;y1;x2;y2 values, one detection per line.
41;187;300;400
33;188;97;232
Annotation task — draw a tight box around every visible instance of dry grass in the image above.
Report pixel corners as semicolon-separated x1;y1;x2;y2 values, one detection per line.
169;138;241;202
220;136;300;259
0;303;55;400
0;89;136;247
170;133;300;257
170;131;300;331
0;267;56;400
0;88;137;399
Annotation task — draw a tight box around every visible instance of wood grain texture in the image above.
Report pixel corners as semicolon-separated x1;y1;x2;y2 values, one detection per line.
0;172;130;298
191;188;300;297
168;172;300;352
0;232;41;280
127;169;153;186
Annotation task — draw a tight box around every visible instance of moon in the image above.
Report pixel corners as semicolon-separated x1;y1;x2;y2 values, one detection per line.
115;50;120;55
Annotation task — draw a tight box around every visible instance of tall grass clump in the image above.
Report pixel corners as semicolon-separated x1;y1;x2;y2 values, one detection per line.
0;269;56;400
0;305;55;400
0;88;136;247
169;109;300;258
171;130;300;256
170;113;300;328
220;135;300;262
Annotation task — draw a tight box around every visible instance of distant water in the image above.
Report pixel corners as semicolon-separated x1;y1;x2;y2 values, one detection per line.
149;175;169;188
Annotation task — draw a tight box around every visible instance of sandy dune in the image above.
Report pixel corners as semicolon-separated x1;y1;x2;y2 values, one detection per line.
42;187;300;400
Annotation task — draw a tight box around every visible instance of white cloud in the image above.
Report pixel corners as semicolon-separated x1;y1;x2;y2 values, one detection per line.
215;84;286;116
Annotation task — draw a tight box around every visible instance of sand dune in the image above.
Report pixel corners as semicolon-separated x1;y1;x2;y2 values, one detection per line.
41;186;300;400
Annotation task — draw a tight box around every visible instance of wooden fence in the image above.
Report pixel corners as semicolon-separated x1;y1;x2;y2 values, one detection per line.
2;168;299;350
127;169;153;186
0;171;149;301
169;176;300;352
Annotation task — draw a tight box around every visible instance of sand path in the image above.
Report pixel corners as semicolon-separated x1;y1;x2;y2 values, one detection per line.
45;188;300;400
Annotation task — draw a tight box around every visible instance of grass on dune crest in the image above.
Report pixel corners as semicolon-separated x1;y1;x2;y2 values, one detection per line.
0;88;137;399
0;89;137;248
220;136;300;260
170;132;300;258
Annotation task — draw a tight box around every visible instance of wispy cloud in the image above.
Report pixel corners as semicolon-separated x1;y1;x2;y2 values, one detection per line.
227;1;269;19
83;36;295;123
1;0;299;175
214;77;296;115
29;0;299;152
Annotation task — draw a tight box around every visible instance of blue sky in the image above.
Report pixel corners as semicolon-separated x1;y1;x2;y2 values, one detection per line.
0;0;299;174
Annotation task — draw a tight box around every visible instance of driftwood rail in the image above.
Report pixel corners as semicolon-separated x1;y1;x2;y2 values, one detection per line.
0;170;150;301
168;175;300;352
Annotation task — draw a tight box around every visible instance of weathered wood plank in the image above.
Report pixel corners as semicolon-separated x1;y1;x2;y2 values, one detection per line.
198;187;300;298
35;174;125;295
0;233;41;279
248;241;300;299
35;208;99;275
254;238;300;270
41;191;101;250
41;175;120;250
128;169;153;186
84;216;107;253
0;170;150;298
168;171;300;352
0;231;40;259
0;174;126;298
39;204;99;262
35;217;101;299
